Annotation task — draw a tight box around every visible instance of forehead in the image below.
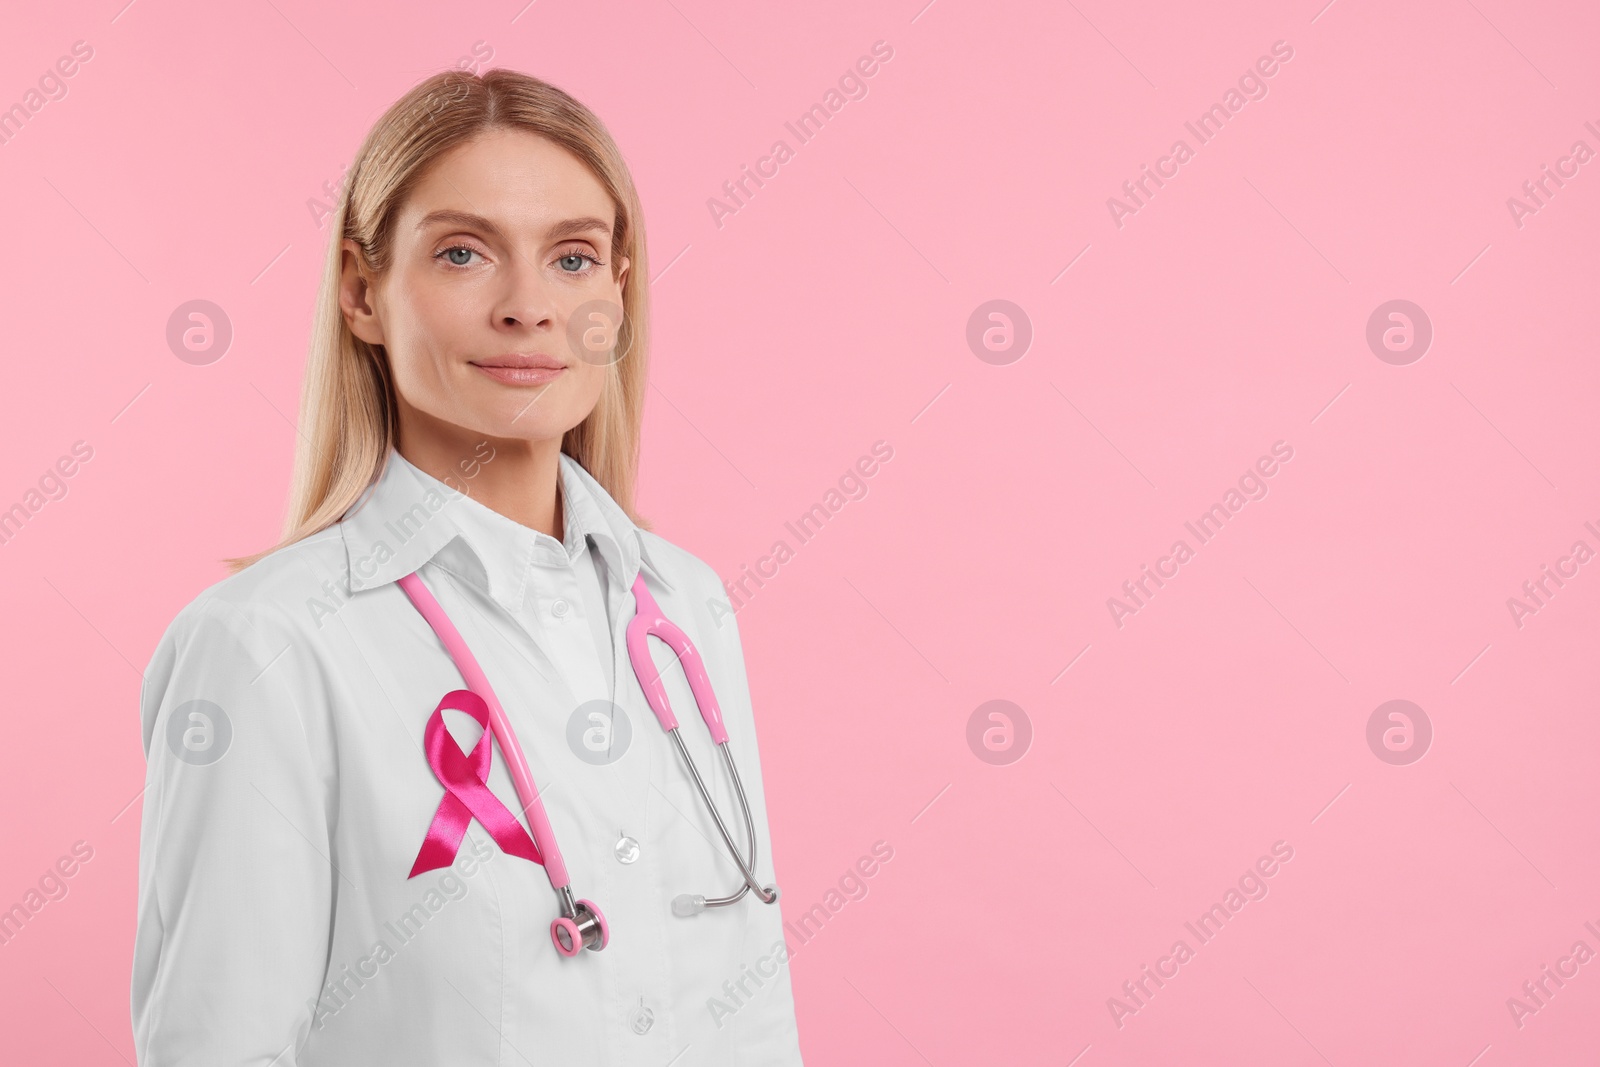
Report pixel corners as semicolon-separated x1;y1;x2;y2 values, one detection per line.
400;127;616;237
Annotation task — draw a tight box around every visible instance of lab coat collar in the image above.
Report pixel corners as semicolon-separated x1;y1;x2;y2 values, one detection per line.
339;447;673;608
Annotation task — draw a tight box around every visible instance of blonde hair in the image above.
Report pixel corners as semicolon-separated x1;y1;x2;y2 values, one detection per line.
228;67;652;572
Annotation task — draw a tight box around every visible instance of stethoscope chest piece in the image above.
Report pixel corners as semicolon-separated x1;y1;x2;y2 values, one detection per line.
552;889;608;957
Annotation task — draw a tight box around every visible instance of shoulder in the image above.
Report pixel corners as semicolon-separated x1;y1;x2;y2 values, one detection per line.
140;528;351;757
636;529;744;640
638;528;718;591
637;529;727;605
146;527;352;676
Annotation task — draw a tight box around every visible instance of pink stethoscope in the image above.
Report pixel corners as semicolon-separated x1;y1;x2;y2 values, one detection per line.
396;567;780;958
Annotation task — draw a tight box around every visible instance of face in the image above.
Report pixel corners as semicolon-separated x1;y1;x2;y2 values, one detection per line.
340;128;630;454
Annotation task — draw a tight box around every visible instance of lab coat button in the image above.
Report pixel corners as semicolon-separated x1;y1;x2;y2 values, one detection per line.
615;835;640;864
552;598;571;618
630;999;654;1035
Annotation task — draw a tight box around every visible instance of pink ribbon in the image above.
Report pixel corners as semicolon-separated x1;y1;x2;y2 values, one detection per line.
409;689;543;877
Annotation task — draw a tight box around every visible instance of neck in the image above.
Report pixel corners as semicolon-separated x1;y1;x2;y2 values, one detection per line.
396;414;564;541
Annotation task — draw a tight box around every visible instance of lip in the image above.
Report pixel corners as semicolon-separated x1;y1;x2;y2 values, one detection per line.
469;353;568;386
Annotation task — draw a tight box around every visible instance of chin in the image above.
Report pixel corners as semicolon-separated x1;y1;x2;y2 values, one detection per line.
475;408;587;444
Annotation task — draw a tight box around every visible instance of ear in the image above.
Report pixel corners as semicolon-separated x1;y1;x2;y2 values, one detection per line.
614;255;630;294
339;238;385;345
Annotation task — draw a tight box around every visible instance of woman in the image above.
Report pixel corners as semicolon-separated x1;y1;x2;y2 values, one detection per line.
131;68;804;1065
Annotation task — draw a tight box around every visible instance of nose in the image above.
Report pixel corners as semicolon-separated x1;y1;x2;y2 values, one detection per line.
492;254;559;331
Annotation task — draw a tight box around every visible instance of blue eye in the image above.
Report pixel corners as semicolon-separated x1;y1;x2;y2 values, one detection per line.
559;253;599;273
436;245;481;267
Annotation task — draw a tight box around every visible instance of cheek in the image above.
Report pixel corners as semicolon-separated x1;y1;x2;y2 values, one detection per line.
566;362;609;411
383;282;474;383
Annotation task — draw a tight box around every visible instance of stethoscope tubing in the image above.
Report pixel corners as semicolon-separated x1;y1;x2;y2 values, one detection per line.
625;579;729;743
627;578;777;905
397;570;572;888
399;563;778;951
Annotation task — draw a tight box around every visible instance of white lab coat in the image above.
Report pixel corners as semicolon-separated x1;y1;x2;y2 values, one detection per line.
131;447;804;1066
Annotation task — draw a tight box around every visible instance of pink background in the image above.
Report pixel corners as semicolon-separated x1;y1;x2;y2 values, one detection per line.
2;0;1597;1063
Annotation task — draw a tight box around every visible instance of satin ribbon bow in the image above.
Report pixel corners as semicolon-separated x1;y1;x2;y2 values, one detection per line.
409;689;543;877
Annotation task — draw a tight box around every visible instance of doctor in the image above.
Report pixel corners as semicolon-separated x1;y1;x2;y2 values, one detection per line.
131;67;804;1066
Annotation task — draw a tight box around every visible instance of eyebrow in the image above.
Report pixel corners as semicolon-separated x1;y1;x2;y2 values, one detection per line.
414;210;612;244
